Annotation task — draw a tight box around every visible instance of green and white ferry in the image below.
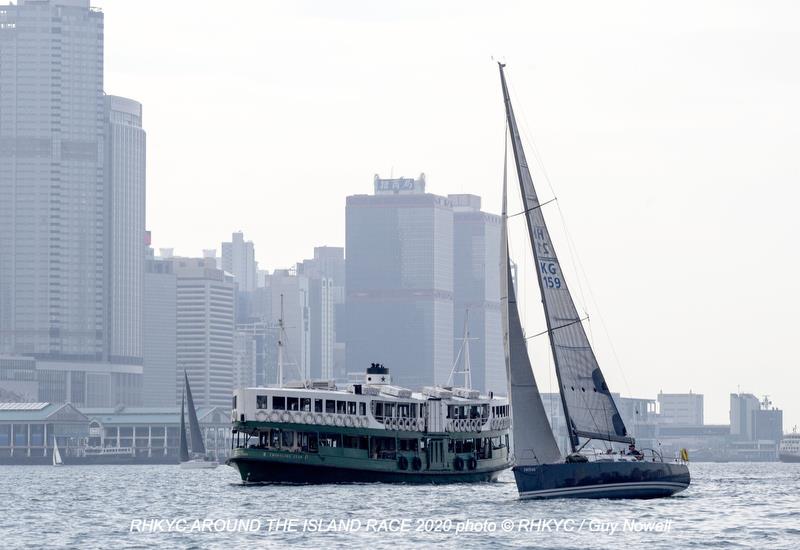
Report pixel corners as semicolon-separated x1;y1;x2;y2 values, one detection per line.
228;364;512;483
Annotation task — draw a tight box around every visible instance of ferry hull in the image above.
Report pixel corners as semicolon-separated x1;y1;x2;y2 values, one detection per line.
779;453;800;463
513;461;690;500
228;456;504;484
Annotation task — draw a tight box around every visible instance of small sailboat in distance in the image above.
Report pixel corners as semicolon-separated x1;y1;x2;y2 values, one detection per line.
52;438;63;467
179;371;219;469
498;62;690;498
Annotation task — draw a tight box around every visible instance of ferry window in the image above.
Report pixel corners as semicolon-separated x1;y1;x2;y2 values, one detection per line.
319;433;341;447
282;430;294;447
399;439;418;452
337;401;346;414
343;435;362;449
482;404;489;418
359;402;366;416
370;436;396;459
315;399;323;413
301;398;311;412
270;429;280;448
384;403;395;417
307;433;318;452
347;401;356;415
287;397;299;411
374;402;384;418
397;403;409;418
256;395;269;409
410;404;418;418
273;396;286;410
470;406;479;419
325;400;335;413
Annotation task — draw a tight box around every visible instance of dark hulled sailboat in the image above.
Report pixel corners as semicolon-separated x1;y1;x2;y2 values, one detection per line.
180;371;219;469
498;63;690;499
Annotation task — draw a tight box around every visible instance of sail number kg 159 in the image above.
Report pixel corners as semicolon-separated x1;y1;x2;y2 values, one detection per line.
539;261;562;289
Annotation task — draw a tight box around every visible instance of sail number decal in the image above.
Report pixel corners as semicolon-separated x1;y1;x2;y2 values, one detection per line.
540;262;562;289
533;226;562;289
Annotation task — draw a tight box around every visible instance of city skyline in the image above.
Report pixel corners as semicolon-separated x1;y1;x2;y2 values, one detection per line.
5;0;799;427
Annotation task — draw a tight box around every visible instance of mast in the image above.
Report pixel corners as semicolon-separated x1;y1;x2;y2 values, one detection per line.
277;294;284;387
179;387;189;462
498;63;631;451
498;62;577;452
184;371;206;456
448;309;474;389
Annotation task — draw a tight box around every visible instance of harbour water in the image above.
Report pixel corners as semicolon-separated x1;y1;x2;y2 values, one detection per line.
1;462;798;549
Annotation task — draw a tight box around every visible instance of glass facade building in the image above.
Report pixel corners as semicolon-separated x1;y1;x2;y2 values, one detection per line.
346;175;454;388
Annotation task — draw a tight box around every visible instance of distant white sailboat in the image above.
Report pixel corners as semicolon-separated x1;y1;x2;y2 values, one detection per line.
53;439;63;466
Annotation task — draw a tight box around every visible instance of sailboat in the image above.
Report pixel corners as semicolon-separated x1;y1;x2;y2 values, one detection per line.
498;63;690;499
52;438;63;467
179;371;219;469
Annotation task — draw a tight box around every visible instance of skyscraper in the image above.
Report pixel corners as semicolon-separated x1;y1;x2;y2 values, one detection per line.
449;194;503;393
297;246;345;381
346;174;454;388
106;95;145;366
170;257;235;408
221;231;257;292
0;0;143;406
142;248;177;407
0;0;106;360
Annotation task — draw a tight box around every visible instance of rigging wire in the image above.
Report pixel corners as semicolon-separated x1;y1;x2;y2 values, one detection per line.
505;69;634;399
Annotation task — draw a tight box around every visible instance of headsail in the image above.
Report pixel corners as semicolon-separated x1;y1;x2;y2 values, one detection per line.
184;371;206;456
498;63;631;449
501;132;563;465
179;387;190;462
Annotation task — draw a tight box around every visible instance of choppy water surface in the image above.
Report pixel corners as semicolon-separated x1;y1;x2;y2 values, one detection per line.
0;462;798;549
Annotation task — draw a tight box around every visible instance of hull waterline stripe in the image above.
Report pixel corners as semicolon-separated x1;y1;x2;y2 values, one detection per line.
518;481;689;499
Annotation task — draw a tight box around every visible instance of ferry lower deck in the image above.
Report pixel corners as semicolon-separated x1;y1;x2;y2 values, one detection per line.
228;420;511;484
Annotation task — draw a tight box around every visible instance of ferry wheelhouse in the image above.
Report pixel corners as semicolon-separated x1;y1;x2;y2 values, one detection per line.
227;365;512;483
779;430;800;463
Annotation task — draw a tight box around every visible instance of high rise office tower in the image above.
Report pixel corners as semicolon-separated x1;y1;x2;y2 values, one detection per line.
142;250;177;406
346;174;454;388
0;1;143;405
170;257;235;408
297;246;345;381
221;231;257;292
449;194;503;393
106;96;145;365
0;0;105;360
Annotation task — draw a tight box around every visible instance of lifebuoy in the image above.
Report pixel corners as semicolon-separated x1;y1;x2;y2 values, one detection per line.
280;411;290;423
361;417;369;428
314;413;323;425
411;456;422;471
324;414;334;426
304;413;314;424
255;411;267;422
467;457;477;470
345;416;354;427
335;415;344;427
398;456;409;471
269;411;279;422
453;456;465;471
292;412;302;423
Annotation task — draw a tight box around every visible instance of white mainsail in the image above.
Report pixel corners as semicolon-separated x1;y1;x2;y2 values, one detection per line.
53;439;63;466
498;63;631;450
501;133;563;466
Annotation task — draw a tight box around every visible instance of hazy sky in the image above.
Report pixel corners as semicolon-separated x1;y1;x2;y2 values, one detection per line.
95;0;800;427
